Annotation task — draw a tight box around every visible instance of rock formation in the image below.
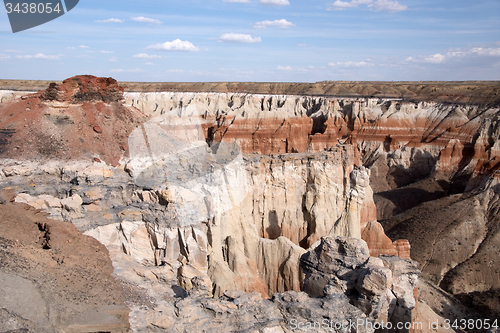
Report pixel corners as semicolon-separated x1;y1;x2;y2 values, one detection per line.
0;75;145;165
301;236;419;327
5;149;370;298
1;77;500;331
0;190;130;332
119;81;500;106
122;92;498;186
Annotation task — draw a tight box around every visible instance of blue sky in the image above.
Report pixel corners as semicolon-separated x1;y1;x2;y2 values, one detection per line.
1;0;499;82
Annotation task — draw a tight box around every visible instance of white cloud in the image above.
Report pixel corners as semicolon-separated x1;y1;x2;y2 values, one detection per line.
79;45;90;49
67;46;76;50
99;50;113;54
297;66;315;72
110;68;143;73
276;65;317;72
109;57;118;62
259;0;290;6
218;33;261;44
146;39;200;52
329;61;372;67
167;69;184;73
3;49;22;53
254;19;295;29
423;54;445;64
0;54;10;60
330;0;358;10
407;46;500;64
471;47;500;56
328;0;407;12
95;18;124;23
16;53;61;60
131;16;162;24
224;0;250;2
133;53;163;59
145;62;155;65
368;0;407;12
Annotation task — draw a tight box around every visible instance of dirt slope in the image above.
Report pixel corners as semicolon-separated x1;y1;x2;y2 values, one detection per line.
0;190;130;332
0;75;146;166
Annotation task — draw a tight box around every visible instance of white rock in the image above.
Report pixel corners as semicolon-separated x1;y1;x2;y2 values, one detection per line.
2;165;32;177
38;194;62;208
61;194;83;212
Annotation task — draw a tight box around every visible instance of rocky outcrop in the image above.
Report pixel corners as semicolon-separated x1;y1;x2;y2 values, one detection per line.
300;236;419;328
0;190;130;332
109;236;420;333
41;75;124;103
3;77;500;331
2;185;420;333
2;149;365;298
362;221;411;259
123;92;499;185
0;75;145;165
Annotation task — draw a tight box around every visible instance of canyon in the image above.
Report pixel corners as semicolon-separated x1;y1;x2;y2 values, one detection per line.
0;76;499;332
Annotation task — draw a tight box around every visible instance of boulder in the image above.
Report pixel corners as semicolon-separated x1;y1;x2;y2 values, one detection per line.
301;236;420;326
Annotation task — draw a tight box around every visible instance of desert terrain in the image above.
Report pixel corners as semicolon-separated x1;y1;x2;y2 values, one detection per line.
2;79;500;106
0;76;499;332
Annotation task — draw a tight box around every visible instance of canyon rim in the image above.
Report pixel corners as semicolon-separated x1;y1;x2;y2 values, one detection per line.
0;76;499;332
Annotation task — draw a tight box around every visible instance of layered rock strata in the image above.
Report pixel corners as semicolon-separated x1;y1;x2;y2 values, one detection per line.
3;80;500;105
1;124;412;331
3;77;500;331
3;147;373;298
0;184;422;333
123;92;498;187
0;75;145;165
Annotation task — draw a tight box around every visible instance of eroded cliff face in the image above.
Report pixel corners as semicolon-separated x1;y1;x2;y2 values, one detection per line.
124;92;496;191
123;92;499;256
1;156;420;331
3;148;367;296
122;90;500;320
2;78;499;331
